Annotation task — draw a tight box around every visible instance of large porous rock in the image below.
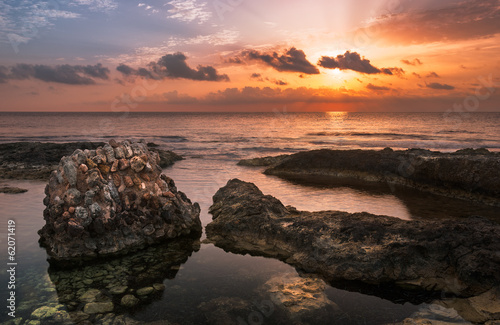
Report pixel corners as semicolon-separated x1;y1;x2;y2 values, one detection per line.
39;140;201;265
206;179;500;300
239;148;500;206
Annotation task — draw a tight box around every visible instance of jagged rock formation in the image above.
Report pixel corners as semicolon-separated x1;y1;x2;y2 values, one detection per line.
39;140;201;265
207;179;500;302
238;148;500;206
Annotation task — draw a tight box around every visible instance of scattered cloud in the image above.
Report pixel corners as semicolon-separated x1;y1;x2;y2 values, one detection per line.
233;47;320;74
169;29;240;47
71;0;118;12
163;90;198;104
401;58;423;66
0;66;8;83
273;79;287;86
366;83;391;91
0;0;118;47
383;67;405;77
249;73;287;85
117;52;229;81
318;51;402;76
426;82;455;90
361;0;500;44
167;0;212;24
0;2;81;45
412;72;422;78
0;63;110;85
250;73;263;81
202;86;352;104
426;72;440;78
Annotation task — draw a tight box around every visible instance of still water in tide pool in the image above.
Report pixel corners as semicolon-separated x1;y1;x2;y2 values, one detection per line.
2;112;500;324
1;159;493;324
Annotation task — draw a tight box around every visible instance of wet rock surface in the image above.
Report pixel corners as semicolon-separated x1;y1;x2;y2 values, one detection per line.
0;141;182;180
238;148;500;206
207;179;500;305
39;140;201;265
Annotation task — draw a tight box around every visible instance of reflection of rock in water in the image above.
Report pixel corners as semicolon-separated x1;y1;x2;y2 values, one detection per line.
47;237;200;324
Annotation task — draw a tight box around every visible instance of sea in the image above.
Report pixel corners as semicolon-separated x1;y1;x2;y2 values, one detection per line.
0;112;499;324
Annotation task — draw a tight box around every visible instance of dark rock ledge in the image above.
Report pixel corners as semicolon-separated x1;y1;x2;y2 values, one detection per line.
0;141;182;180
39;140;200;266
238;148;500;206
207;179;500;320
0;186;28;193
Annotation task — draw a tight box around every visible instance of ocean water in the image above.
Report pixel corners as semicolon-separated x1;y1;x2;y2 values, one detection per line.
1;112;499;324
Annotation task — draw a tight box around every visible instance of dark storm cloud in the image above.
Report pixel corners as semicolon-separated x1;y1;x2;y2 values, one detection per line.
0;63;110;85
79;63;109;79
318;51;402;76
116;64;135;76
117;52;229;81
366;83;391;91
401;59;422;66
235;47;319;74
426;82;455;90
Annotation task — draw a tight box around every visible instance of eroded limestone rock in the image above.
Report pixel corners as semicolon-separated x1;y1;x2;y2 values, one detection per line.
39;140;201;265
207;179;500;299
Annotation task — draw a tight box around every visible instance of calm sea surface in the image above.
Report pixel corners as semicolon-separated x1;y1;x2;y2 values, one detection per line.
1;112;499;324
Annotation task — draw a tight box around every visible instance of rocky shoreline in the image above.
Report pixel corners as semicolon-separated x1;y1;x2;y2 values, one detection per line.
0;185;28;193
0;141;182;180
238;148;500;206
207;179;500;323
39;140;201;266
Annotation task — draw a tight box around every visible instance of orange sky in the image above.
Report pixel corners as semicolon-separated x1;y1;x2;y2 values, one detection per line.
0;0;499;112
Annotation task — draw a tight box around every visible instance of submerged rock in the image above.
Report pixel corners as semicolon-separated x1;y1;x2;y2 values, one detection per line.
207;179;500;301
262;273;341;323
47;237;199;320
239;148;500;206
39;140;201;265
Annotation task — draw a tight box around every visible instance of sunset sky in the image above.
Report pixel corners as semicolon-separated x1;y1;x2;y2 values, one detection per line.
0;0;499;112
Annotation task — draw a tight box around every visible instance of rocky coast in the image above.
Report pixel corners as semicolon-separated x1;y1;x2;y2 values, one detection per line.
238;148;500;206
0;141;182;180
207;179;500;323
38;140;201;265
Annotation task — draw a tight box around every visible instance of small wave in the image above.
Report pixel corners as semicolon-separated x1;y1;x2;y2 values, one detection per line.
309;139;500;151
306;131;438;141
154;136;189;142
437;130;479;135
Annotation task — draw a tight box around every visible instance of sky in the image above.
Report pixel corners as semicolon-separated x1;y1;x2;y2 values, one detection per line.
0;0;499;112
